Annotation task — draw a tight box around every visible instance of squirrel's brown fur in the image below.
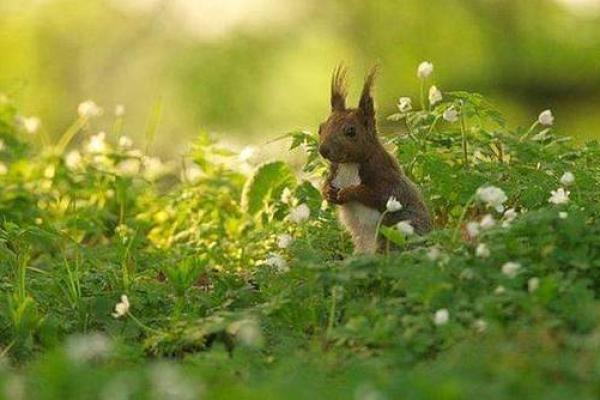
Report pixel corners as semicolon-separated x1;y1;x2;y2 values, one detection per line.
319;64;432;253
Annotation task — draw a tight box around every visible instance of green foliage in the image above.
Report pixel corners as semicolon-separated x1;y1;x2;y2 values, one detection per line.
1;76;600;399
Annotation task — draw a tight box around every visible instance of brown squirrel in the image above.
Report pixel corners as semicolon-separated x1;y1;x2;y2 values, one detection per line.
318;65;432;253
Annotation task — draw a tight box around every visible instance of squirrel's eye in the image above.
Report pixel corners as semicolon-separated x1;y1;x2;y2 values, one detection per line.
344;126;356;138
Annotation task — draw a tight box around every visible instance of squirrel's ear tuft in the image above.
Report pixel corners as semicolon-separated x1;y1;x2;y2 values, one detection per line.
358;64;378;131
331;64;348;111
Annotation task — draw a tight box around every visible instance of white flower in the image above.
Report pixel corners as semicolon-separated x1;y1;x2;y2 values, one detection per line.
433;308;449;326
65;150;83;170
503;208;518;227
396;220;415;235
479;214;496;230
118;135;133;148
117;159;141;176
65;332;112;363
149;363;197;400
112;294;130;318
476;185;508;212
548;188;570;205
142;156;166;181
560;171;575;186
528;277;540;293
443;107;459;123
501;262;521;278
78;100;103;118
277;234;293;249
239;146;255;162
428;85;442;106
265;253;288;272
87;131;107;153
538;109;554;126
473;319;487;333
281;187;293;204
21;116;41;134
476;243;490;258
184;166;203;183
386;196;403;212
0;162;7;175
289;203;310;223
466;221;480;238
417;61;434;79
494;285;506;294
427;246;441;261
115;104;125;117
397;97;412;113
227;318;263;347
559;211;568;219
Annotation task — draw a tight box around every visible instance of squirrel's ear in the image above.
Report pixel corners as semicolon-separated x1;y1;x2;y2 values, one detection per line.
330;64;347;111
358;65;378;131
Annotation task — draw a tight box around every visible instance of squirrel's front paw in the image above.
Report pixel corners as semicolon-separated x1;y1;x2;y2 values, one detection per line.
323;185;341;204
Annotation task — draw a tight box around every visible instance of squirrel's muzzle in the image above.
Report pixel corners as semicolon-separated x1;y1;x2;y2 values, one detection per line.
319;144;332;159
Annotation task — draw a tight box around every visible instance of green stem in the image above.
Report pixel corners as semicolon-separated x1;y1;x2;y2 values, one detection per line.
326;288;339;339
56;117;87;154
520;121;539;142
460;107;469;168
452;194;476;244
420;79;426;111
128;312;162;334
374;210;390;247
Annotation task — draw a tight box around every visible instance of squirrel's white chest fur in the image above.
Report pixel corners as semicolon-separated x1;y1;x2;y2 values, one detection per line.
331;163;381;254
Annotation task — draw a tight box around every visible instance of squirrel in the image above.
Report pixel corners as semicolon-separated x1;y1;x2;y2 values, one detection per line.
318;65;432;254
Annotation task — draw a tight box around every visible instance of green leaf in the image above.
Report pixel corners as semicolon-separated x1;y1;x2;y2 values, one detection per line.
241;161;296;215
379;226;406;246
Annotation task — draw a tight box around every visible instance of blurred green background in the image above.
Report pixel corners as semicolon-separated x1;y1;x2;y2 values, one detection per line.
1;0;599;155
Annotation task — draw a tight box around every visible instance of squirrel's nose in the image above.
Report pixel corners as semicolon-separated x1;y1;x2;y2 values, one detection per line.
319;144;331;159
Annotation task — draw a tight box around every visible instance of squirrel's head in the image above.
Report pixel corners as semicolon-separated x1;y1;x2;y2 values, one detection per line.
318;64;378;164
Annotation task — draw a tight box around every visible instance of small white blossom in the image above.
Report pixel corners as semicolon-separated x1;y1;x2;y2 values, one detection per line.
65;150;83;170
277;234;293;249
466;221;480;238
118;135;133;148
386;196;403;212
112;295;130;318
115;104;125;117
281;187;293;204
239;146;255;162
65;332;112;363
0;162;7;175
502;208;518;227
142;156;167;181
78;100;103;118
443;107;459;123
538;109;554;126
117;159;141;176
428;85;442;106
227;318;263;347
149;363;197;400
184;166;203;183
20;116;41;134
87;131;107;153
476;185;508;212
265;253;288;272
476;243;490;258
494;285;506;294
560;171;575;186
433;308;449;326
501;262;521;278
417;61;434;79
528;277;540;293
289;203;310;223
473;319;487;333
427;246;441;261
396;220;415;235
559;211;568;219
548;188;570;205
397;97;412;113
479;214;496;230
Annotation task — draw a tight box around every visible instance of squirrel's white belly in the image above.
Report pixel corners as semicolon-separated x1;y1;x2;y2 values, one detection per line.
332;163;381;254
